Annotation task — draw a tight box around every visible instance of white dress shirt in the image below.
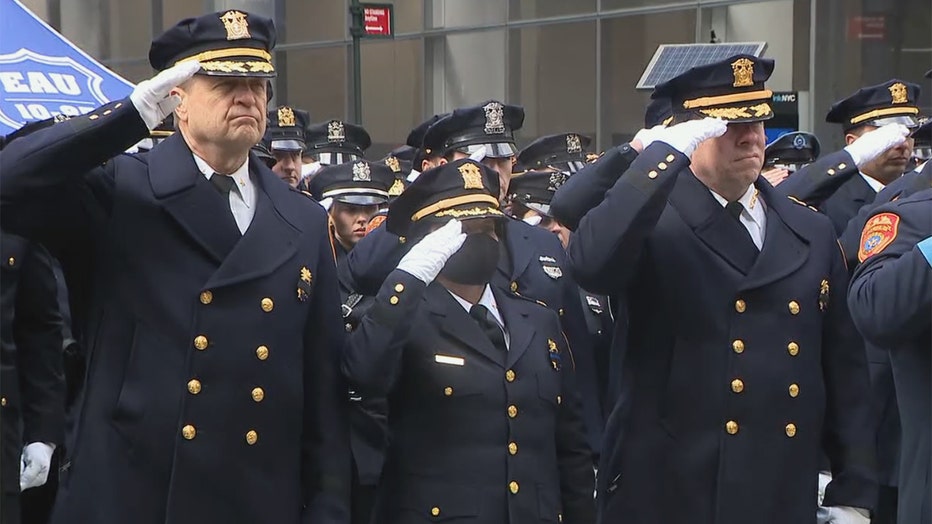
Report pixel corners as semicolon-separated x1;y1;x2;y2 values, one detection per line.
710;184;767;250
192;154;256;234
448;285;510;350
859;172;886;193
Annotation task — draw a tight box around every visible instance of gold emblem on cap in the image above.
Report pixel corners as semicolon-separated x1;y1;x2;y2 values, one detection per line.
352;162;371;182
731;57;755;88
483;101;505;135
889;82;908;104
327;120;345;143
385;156;401;173
565;134;582;154
277;106;296;127
388;178;405;196
220;10;251;40
459;162;484;189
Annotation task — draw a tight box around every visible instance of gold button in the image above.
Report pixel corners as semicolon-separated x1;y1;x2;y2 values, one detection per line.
788;384;799;398
6;257;14;266
827;169;836;176
558;308;564;316
199;290;213;304
787;341;799;356
666;154;676;162
509;481;519;494
389;296;399;305
505;370;516;382
510;282;518;292
103;109;112;116
731;379;744;393
443;387;453;396
732;340;745;354
788;301;800;315
507;405;518;418
187;379;202;395
252;387;265;402
1;397;6;407
658;162;668;170
556;395;562;404
256;345;269;360
394;283;404;293
725;420;739;435
261;298;274;312
648;170;658;179
430;507;440;517
194;336;208;351
785;423;797;437
508;442;518;455
398;236;406;244
558;514;563;523
114;102;122;108
735;300;746;313
838;163;847;170
89;114;99;120
182;424;196;440
246;430;258;445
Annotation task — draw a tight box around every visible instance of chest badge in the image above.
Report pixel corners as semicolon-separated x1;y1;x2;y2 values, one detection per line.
819;279;830;312
548;338;561;371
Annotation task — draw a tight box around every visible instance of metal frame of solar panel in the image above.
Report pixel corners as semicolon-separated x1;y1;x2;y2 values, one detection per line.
637;42;768;90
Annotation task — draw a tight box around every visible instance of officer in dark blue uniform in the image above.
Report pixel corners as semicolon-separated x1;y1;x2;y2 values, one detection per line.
265;105;310;187
571;55;876;524
516;132;593;175
380;146;414;200
508;169;616;410
299;119;372;191
848;189;931;524
759;131;821;187
0;11;349;524
343;158;595;524
344;102;605;460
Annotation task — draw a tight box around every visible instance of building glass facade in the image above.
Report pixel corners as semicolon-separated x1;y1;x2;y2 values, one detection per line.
21;0;931;157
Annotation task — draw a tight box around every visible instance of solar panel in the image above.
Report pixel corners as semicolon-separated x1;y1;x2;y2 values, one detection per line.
637;42;768;90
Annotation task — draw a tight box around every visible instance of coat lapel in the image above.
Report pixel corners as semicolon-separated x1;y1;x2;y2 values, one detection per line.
204;161;300;289
498;289;533;369
425;283;505;367
499;220;533;283
739;181;810;291
148;134;242;263
668;171;759;274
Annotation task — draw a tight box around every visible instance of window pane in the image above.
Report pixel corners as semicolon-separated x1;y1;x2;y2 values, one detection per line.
425;30;508;113
601;0;688;10
360;39;425;158
284;0;346;43
279;47;348;123
163;0;205;32
392;0;424;34
427;0;506;29
600;10;697;148
509;0;596;20
508;22;597;148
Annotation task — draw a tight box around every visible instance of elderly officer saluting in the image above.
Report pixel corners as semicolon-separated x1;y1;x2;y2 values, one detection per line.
571;55;876;523
0;10;349;524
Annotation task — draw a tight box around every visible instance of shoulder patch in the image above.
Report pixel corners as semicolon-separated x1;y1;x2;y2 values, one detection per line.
366;214;386;234
858;212;900;262
786;195;818;212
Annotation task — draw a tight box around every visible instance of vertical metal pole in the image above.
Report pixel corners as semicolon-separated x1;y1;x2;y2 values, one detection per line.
350;0;363;124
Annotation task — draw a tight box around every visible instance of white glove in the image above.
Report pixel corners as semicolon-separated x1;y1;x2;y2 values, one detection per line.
631;125;667;152
396;219;467;284
20;442;55;491
468;145;488;162
843;123;910;167
655;117;728;158
318;197;334;212
130;61;200;130
817;472;870;524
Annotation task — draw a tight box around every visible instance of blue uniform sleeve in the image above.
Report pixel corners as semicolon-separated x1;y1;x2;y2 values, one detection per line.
551;143;639;231
344;225;410;296
777;149;859;207
568;142;689;295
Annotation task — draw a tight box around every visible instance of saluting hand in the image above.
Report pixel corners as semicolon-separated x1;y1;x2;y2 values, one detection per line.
843;122;910;168
130;60;201;130
396;219;467;284
655;117;728;158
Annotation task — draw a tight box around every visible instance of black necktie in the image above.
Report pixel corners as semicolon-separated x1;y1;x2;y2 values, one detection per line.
470;304;507;353
210;174;236;195
726;201;744;220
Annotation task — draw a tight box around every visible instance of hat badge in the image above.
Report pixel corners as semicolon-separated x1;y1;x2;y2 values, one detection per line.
548;171;567;192
388;178;405;197
352;162;371;182
731;57;755;88
328;120;345;143
792;134;806;149
889;82;908;104
565;134;582;154
483;102;505;135
220;10;251;40
385;156;401;173
459;162;484;190
278;106;296;127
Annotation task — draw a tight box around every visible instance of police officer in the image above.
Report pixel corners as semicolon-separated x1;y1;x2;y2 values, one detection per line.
344;101;605;460
299;119;372;188
508;169;615;409
0;11;349;523
760;131;820;186
265;105;310;187
516;132;593;175
571;55;876;523
848;189;932;524
342;158;595;523
380;147;414;201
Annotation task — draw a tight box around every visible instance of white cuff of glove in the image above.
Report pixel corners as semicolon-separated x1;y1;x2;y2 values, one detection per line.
20;442;55;491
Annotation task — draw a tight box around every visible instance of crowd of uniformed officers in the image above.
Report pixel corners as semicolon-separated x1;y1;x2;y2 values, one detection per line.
0;8;929;524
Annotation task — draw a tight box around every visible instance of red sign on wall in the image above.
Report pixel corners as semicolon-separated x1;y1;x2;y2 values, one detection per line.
362;4;394;38
847;15;886;41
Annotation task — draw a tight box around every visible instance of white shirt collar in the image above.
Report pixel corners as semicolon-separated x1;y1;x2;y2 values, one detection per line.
447;285;505;329
192;153;254;209
859;172;886;193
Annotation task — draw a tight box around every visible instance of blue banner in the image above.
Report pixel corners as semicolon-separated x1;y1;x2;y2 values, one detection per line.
0;0;134;135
